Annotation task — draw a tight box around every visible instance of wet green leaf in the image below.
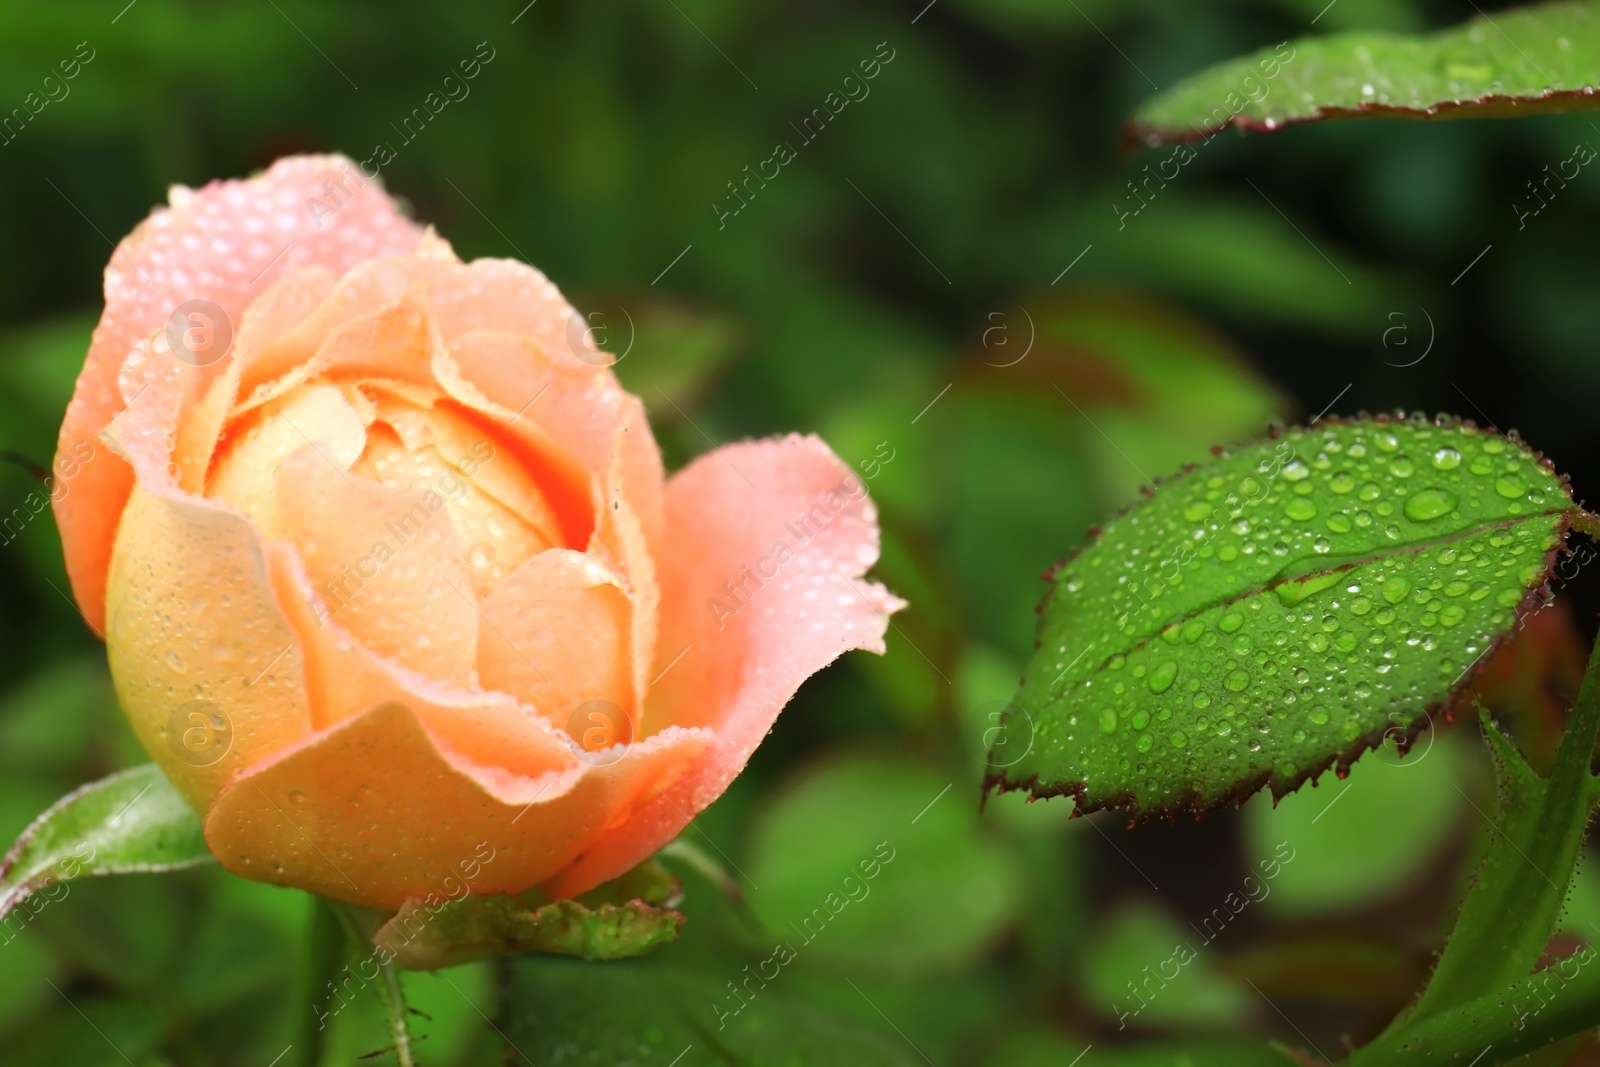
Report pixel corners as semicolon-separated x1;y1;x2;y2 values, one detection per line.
371;859;683;969
1131;0;1600;144
501;957;924;1066
989;416;1577;819
0;765;210;930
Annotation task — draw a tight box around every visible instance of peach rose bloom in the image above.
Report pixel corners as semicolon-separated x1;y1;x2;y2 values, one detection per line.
53;155;900;909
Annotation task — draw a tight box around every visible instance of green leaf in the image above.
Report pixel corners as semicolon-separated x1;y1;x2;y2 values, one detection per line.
1079;900;1252;1028
0;764;211;929
501;957;924;1066
1131;0;1600;145
371;859;684;969
1239;729;1470;918
1348;941;1600;1066
746;752;1023;976
983;1030;1290;1067
1346;631;1600;1062
989;416;1576;819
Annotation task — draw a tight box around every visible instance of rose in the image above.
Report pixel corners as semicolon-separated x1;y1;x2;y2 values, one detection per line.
52;155;901;909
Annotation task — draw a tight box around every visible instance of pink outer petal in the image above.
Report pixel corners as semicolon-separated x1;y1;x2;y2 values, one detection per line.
546;434;902;897
54;155;423;634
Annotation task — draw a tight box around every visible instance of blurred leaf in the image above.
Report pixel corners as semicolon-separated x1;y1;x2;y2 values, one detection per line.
0;765;210;929
1241;730;1469;918
945;387;1099;655
605;293;743;413
175;871;308;1014
0;918;59;1036
1011;293;1286;505
372;859;683;969
1131;0;1600;144
0;315;93;449
984;1030;1287;1066
0;655;111;774
10;994;166;1067
991;418;1573;819
1079;900;1252;1029
1086;199;1393;335
1218;928;1424;1008
501;957;923;1066
745;751;1022;976
33;874;184;993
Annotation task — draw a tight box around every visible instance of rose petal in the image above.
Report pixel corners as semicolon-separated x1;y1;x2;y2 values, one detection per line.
547;434;902;897
442;329;663;546
203;700;711;909
272;446;481;686
208;383;368;535
264;541;575;776
56;155;423;633
104;485;315;812
479;549;635;727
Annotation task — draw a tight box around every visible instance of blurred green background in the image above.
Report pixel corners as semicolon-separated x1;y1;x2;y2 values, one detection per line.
3;0;1600;1064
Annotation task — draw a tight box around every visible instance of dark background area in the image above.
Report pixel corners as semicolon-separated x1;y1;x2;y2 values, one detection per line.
1;1;1598;1064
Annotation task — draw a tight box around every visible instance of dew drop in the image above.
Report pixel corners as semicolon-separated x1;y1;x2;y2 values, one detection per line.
1495;475;1525;499
1219;612;1244;633
1382;576;1412;604
1286;498;1317;522
1326;512;1353;534
1432;447;1461;470
1171;731;1189;749
1404;487;1459;522
1330;471;1355;494
1224;669;1251;692
1135;734;1154;753
1098;708;1118;735
1148;661;1178;693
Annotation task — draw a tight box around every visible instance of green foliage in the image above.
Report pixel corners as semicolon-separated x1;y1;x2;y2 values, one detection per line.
502;957;925;1066
1132;0;1600;143
370;860;685;969
1239;729;1470;917
745;752;1023;976
8;0;1600;1061
991;417;1575;818
1078;900;1252;1028
0;765;209;929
